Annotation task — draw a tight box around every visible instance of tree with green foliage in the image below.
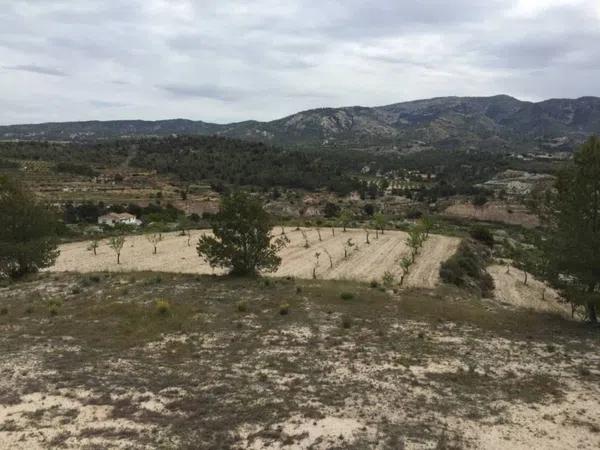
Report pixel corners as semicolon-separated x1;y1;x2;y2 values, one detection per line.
373;212;387;237
545;136;600;323
197;191;288;275
0;176;60;279
339;209;353;232
108;235;125;265
399;256;412;287
421;216;434;238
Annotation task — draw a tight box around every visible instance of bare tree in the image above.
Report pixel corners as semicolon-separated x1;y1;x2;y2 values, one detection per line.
300;229;310;248
108;235;125;265
313;252;321;279
87;239;99;256
322;248;333;268
146;233;163;255
343;238;354;259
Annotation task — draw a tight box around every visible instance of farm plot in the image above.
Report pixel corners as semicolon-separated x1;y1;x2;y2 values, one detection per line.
50;228;460;288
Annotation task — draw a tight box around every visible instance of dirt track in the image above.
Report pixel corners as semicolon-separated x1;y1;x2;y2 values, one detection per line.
50;228;460;288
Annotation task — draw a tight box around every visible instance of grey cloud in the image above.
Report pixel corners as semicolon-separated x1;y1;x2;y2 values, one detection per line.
3;64;67;76
157;84;242;102
0;0;599;124
89;100;128;108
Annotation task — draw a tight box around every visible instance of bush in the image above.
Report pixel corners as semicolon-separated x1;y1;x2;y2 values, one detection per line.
382;271;395;288
340;292;354;301
0;177;60;279
439;239;494;296
341;316;352;329
155;299;171;315
0;307;7;315
236;301;248;313
472;194;488;207
370;280;379;288
469;226;494;247
279;303;290;315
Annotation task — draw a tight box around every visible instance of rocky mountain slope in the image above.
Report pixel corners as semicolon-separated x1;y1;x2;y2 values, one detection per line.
2;95;599;152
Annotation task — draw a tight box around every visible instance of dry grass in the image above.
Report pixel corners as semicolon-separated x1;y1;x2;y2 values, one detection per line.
0;272;599;449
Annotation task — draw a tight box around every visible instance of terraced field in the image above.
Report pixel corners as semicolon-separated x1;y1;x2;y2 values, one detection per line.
50;228;461;288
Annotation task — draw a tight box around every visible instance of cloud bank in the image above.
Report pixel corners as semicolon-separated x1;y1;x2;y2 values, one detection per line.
1;0;599;124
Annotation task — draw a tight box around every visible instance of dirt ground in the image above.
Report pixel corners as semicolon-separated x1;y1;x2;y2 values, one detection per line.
488;264;571;317
443;202;540;228
0;273;599;449
50;228;461;289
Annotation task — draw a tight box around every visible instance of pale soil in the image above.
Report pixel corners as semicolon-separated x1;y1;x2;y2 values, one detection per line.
0;274;599;449
443;202;540;228
488;264;570;316
50;228;460;288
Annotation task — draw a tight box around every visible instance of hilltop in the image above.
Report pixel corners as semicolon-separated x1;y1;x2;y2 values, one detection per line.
2;95;600;152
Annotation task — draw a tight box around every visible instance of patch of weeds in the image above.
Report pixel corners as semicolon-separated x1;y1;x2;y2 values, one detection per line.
145;276;162;285
24;305;34;314
237;301;248;313
382;271;394;288
546;344;556;353
296;286;302;294
340;292;354;301
48;299;63;316
48;431;71;446
155;299;171;316
341;316;352;329
578;366;591;377
0;307;7;315
370;280;379;288
279;303;290;315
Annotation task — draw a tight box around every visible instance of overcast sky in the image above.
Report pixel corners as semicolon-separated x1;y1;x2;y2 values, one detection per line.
1;0;599;125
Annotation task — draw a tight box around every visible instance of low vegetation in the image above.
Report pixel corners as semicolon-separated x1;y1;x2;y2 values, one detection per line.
0;272;597;449
440;239;494;296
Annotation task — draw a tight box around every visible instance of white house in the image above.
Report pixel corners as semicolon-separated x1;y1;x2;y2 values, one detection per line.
98;212;141;227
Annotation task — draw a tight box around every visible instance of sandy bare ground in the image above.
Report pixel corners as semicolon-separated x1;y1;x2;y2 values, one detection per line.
50;228;460;288
488;264;570;316
1;273;599;449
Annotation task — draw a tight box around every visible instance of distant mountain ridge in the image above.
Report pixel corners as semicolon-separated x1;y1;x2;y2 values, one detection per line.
2;95;600;152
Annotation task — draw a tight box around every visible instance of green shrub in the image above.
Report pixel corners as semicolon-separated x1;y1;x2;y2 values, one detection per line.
340;292;354;301
440;239;494;296
469;226;494;247
155;299;171;315
382;271;395;288
279;303;290;315
237;301;248;313
369;280;379;288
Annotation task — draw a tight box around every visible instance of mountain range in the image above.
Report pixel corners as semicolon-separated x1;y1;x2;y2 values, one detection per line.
2;95;600;152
